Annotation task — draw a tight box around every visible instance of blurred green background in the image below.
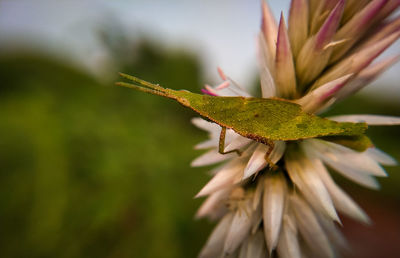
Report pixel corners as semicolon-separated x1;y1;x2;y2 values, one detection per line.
1;3;400;258
0;40;216;257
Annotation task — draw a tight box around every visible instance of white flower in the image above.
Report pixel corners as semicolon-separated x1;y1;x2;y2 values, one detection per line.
195;1;400;257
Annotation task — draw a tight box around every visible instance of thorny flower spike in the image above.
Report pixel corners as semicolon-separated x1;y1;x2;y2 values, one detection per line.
194;1;400;257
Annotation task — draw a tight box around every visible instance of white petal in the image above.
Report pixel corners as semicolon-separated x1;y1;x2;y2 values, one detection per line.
316;212;349;250
328;114;400;125
326;161;380;189
199;213;233;258
317;162;380;189
243;141;285;179
223;201;253;256
335;55;400;100
303;139;385;188
191;117;219;133
246;230;268;258
270;141;286;164
258;34;277;98
196;187;231;219
238;236;249;258
243;144;270;179
251;201;263;234
263;173;286;254
225;81;252;97
225;129;240;145
195;158;246;197
195;139;218;150
224;136;253;153
315;161;370;224
252;177;264;211
285;150;340;222
366;148;398;166
290;195;334;258
260;0;278;61
277;213;301;258
295;74;352;113
191;148;236;167
192;118;238;150
195;130;238;150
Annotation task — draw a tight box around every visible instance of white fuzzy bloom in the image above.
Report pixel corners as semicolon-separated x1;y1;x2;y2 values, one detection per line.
194;1;400;257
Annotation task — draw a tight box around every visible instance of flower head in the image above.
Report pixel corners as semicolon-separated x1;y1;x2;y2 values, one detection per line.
194;1;400;257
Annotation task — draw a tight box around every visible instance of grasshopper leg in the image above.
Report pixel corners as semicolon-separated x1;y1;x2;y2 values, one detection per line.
264;140;278;170
218;127;242;156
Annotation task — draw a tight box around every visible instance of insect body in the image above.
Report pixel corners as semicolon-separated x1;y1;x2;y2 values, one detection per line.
116;73;371;166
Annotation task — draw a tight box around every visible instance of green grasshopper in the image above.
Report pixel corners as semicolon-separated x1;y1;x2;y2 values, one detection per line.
116;73;371;167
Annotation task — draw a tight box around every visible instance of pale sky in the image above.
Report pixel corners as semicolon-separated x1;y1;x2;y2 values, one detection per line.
0;0;399;100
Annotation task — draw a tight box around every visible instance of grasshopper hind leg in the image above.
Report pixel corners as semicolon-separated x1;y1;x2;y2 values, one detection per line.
218;127;277;171
264;140;278;170
218;127;242;156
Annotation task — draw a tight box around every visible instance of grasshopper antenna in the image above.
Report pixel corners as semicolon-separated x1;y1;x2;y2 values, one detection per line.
116;73;172;98
118;73;166;92
115;82;170;97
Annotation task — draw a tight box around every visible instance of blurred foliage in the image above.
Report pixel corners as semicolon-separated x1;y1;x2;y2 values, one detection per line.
0;44;213;258
0;39;399;258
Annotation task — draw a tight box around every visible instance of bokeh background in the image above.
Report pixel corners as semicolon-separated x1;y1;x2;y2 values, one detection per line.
0;1;399;257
